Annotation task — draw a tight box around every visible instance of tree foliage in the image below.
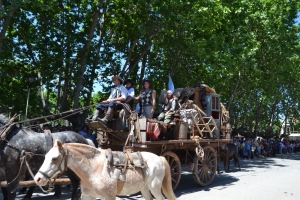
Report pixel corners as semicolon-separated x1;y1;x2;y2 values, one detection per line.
0;0;299;133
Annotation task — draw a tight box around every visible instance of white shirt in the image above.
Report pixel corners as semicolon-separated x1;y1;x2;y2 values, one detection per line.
127;87;135;98
109;84;128;100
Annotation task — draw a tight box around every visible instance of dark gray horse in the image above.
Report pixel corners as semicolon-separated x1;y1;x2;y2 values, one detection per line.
0;114;89;200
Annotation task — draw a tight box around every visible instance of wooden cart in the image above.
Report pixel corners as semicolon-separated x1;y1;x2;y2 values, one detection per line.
87;88;233;190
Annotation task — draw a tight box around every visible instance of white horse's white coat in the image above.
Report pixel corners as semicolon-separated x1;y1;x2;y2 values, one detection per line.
34;141;177;200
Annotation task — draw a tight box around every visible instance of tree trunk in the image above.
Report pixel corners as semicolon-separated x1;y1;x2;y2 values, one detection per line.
0;0;19;53
37;71;50;115
120;38;138;75
227;67;242;112
83;8;107;120
126;42;153;77
73;0;103;110
139;53;147;89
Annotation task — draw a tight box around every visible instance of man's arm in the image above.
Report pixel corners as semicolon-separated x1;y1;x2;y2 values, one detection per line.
104;87;126;103
151;90;156;114
170;99;176;111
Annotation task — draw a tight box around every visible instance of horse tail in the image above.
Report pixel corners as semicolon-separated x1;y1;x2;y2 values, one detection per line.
160;157;177;200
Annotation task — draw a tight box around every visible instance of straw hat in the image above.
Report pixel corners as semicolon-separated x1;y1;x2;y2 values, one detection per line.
112;76;123;84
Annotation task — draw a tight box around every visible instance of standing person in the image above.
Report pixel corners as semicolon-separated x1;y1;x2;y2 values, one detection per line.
79;126;88;136
124;79;135;109
135;80;156;119
87;129;97;147
124;79;135;98
157;90;177;124
245;139;251;159
89;76;128;124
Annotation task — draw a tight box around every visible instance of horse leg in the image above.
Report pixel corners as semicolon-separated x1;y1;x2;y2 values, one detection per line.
227;158;230;171
81;192;94;200
18;187;27;194
141;186;153;200
66;170;80;200
233;151;241;171
5;174;18;200
23;186;36;200
1;187;8;200
149;184;165;200
6;185;17;200
53;185;62;199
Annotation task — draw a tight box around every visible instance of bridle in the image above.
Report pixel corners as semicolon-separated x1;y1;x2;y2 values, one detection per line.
38;145;68;188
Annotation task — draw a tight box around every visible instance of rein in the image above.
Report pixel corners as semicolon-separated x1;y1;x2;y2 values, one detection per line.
37;145;68;193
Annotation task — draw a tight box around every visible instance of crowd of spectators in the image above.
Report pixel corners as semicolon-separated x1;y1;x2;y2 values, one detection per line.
233;137;300;159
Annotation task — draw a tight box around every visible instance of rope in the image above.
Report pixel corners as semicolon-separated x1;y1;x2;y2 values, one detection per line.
25;155;54;194
26;104;96;128
6;152;26;192
0;104;96;131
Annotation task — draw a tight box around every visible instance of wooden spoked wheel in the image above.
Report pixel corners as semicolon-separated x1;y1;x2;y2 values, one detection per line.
162;151;182;190
193;146;217;186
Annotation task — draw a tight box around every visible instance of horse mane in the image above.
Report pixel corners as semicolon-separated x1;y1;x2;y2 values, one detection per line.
64;143;101;159
0;114;9;128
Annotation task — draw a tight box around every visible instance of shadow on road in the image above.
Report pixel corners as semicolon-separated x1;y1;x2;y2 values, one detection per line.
175;170;239;198
175;154;300;198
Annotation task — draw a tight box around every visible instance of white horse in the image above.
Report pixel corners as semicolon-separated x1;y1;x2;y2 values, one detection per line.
34;140;177;200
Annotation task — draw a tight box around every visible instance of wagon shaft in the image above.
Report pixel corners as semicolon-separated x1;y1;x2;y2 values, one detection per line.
0;178;71;188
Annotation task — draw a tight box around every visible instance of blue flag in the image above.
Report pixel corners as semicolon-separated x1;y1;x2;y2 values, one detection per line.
168;75;175;93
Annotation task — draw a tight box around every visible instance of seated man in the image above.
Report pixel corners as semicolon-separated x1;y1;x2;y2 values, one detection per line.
91;76;128;124
157;90;177;124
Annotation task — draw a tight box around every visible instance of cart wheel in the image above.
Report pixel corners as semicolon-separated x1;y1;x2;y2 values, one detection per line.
193;146;217;186
162;151;182;190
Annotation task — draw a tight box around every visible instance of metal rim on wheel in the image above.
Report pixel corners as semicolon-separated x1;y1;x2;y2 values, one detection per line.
193;146;217;186
162;151;182;190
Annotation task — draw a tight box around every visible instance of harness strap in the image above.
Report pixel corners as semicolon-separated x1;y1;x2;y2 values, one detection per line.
121;152;129;174
127;150;134;166
0;123;16;141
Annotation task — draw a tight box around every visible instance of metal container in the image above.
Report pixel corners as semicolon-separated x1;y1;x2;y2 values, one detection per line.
141;131;146;143
178;122;188;139
139;118;147;131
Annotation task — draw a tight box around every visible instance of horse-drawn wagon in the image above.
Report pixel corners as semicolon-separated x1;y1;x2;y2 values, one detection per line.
87;84;233;190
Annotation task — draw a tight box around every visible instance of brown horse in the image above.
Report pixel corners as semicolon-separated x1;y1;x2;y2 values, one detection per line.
218;143;241;173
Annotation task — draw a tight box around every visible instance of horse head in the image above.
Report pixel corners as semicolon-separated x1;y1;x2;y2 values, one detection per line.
34;140;67;186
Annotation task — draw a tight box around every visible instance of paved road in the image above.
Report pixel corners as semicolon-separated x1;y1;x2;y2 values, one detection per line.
2;154;300;200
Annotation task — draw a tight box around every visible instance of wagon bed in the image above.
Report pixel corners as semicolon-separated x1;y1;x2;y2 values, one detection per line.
87;89;233;190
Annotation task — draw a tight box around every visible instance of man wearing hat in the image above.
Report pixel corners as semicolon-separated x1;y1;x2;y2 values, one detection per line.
90;76;128;124
157;90;178;124
124;79;135;98
124;79;135;109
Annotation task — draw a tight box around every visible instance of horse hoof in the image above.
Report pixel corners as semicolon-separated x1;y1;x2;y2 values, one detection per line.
52;195;60;199
23;198;31;200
